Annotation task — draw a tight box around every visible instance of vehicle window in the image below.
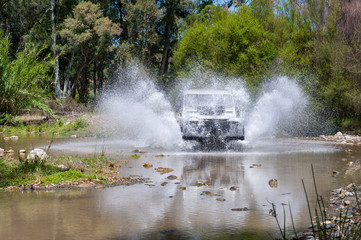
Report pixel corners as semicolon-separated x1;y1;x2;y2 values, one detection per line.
185;94;233;108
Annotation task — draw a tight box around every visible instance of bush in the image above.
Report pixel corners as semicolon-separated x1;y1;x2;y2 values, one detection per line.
0;31;53;121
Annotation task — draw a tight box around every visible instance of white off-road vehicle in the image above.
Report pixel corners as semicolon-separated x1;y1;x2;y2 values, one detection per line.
180;89;244;145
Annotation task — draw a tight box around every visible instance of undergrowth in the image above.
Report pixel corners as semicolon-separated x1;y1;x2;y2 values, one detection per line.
0;117;88;135
0;154;114;188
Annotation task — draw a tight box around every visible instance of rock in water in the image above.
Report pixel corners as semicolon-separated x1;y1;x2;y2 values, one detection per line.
269;179;278;188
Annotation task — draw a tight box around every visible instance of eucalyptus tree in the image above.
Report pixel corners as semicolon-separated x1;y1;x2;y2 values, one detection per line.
60;1;121;102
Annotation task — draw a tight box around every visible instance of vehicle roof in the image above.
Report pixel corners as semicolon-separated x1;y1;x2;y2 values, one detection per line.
184;89;232;95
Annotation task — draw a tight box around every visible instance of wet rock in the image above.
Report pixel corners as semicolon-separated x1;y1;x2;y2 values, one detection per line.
269;179;278;188
0;148;4;158
142;162;153;168
230;186;237;191
180;186;186;190
231;207;249;211
332;170;339;175
3;137;10;141
156;167;174;174
200;191;220;196
161;182;168;186
216;198;226;201
252;164;262;167
132;149;140;153
167;175;177;180
27;148;48;160
10;136;19;140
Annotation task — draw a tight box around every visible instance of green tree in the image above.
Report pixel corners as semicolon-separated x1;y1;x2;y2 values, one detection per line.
174;5;277;88
60;1;121;102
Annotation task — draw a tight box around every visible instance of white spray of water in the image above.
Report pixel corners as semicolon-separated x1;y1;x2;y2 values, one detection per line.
100;64;307;150
245;77;307;140
99;65;182;149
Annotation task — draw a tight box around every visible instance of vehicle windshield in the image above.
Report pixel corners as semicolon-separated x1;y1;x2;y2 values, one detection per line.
184;94;234;108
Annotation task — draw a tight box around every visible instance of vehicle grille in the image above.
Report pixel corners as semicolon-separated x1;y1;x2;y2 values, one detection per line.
197;106;225;115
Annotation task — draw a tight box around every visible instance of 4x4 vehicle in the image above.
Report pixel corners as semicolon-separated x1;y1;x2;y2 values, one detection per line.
180;89;244;143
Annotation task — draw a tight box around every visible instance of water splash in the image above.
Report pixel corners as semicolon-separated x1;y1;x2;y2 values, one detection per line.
246;77;307;140
99;64;182;149
100;64;308;150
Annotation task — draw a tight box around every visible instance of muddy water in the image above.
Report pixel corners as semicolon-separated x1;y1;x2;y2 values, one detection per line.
1;137;361;240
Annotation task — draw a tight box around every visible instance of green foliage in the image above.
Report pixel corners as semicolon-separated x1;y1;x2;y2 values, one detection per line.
0;31;53;119
174;5;277;88
131;154;140;159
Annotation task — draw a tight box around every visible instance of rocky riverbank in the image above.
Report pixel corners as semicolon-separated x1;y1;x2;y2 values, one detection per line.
294;157;361;240
314;132;361;146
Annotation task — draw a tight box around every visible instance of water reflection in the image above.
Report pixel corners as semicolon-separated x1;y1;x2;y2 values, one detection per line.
0;139;360;239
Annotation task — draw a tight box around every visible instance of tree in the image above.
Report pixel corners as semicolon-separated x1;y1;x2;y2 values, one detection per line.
60;1;121;102
174;5;277;88
158;0;193;80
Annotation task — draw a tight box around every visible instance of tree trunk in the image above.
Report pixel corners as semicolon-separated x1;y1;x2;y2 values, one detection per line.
79;66;89;103
50;0;61;97
93;61;97;102
160;1;174;77
98;63;103;97
63;50;75;98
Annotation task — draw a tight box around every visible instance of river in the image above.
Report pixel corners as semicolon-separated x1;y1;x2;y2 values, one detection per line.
1;136;360;240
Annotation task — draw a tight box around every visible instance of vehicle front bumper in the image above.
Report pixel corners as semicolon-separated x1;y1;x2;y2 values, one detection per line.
181;119;244;141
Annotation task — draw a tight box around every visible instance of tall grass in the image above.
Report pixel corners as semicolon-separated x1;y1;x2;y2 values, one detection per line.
272;164;361;240
0;31;53;123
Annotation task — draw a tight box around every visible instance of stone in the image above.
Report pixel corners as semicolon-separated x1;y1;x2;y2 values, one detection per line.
143;162;153;168
19;150;26;162
167;175;177;180
231;207;249;211
6;149;15;159
269;179;278;188
70;135;77;138
27;148;48;160
335;132;343;137
57;164;69;171
0;148;4;158
10;136;19;140
230;186;237;191
216;198;226;201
